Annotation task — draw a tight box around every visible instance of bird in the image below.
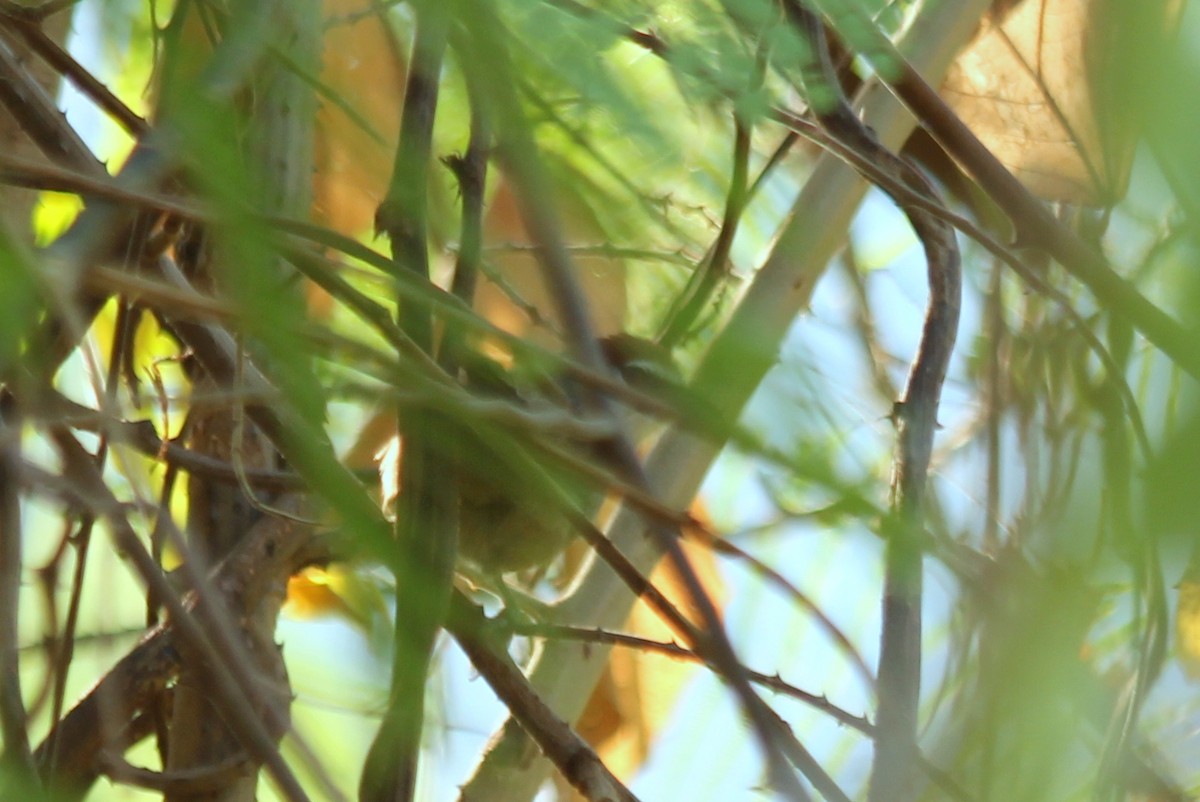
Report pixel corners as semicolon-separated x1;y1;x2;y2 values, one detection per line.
361;334;679;802
453;333;679;576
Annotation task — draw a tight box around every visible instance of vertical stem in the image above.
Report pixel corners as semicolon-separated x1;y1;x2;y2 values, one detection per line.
446;73;490;311
166;2;320;801
360;5;455;802
0;393;33;786
782;4;961;799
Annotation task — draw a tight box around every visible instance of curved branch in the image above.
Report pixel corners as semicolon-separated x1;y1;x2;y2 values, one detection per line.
783;6;960;802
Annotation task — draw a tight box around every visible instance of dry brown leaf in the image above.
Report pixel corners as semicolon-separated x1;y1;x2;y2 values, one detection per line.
942;0;1181;205
313;0;405;238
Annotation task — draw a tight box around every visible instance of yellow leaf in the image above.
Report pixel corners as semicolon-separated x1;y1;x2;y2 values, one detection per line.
33;192;84;246
1176;576;1200;680
286;565;389;634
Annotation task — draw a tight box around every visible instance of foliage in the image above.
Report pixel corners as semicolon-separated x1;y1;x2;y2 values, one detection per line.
0;0;1199;801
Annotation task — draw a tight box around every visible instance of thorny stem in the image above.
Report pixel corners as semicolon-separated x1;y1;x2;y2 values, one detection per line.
786;4;961;801
447;595;643;802
458;5;836;801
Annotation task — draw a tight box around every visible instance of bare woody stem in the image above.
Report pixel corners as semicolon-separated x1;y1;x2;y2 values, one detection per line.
785;4;961;801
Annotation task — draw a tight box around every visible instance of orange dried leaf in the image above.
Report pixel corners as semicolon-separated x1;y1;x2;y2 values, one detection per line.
580;502;726;780
313;0;405;237
478;182;627;344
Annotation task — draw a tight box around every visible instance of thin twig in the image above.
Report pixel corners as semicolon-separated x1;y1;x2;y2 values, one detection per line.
692;526;876;691
517;620;875;732
839;251;898;405
484;242;696;268
42;392;342;491
43;295;130;776
661;115;751;347
982;262;1004;552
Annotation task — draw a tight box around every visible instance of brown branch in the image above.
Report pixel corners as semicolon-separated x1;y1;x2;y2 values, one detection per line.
16;457;329;801
0;29;103;176
98;749;254;795
32;613;179;799
0;396;34;786
42;392;313;490
0;11;148;136
693;526;876;691
0;153;204;217
447;594;642;802
513;620;876;734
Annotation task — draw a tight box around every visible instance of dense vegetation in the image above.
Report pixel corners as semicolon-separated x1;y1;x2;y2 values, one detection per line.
1;1;1198;800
